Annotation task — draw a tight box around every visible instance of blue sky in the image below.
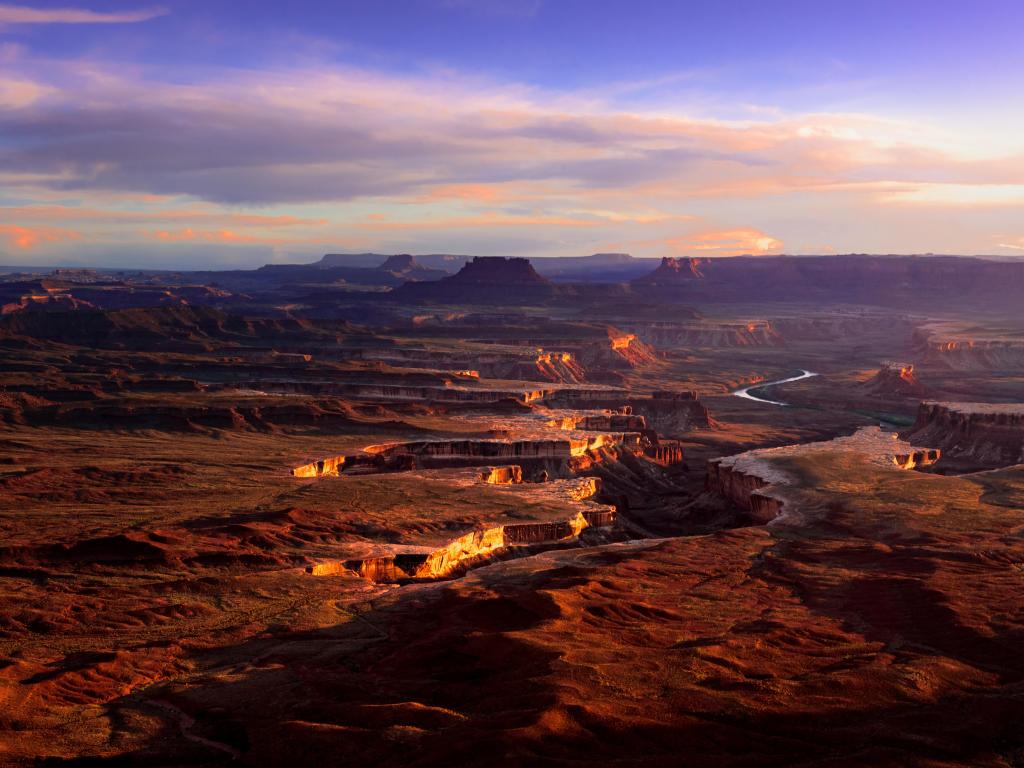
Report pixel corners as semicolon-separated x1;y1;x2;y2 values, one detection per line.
2;0;1024;266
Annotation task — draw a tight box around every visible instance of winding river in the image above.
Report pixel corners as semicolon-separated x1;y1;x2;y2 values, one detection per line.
732;369;818;406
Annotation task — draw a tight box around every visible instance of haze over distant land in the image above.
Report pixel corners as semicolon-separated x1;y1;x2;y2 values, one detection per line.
3;0;1024;267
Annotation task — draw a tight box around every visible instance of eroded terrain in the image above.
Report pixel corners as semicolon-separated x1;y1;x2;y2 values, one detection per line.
1;254;1023;766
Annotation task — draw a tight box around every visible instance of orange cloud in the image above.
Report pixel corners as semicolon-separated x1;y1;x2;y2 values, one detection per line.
354;212;608;231
417;184;510;203
5;205;326;227
146;228;283;244
0;224;81;250
995;237;1024;251
661;228;784;257
142;226;348;248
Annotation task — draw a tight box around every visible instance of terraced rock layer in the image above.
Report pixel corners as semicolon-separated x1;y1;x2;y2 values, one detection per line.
706;427;941;522
903;402;1024;469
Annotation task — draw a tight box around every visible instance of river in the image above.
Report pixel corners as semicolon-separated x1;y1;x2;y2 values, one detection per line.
732;369;818;406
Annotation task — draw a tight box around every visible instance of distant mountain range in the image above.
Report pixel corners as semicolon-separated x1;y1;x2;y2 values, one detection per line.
316;252;658;282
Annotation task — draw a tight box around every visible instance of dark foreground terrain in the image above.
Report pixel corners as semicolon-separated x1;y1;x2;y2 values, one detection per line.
1;253;1023;766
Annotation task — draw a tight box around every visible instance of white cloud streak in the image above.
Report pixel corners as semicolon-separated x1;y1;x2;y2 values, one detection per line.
0;4;165;25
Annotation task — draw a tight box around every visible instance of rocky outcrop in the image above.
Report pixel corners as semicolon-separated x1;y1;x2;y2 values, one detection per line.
773;311;916;341
625;320;783;348
705;460;786;524
310;475;614;583
634;391;714;436
544;389;713;436
337;504;616;582
292;455;347;478
916;330;1024;371
481;465;523;484
644;441;686;466
266;382;549;405
626;254;1024;311
295;434;649;477
706;427;941;523
902;402;1024;469
533;352;587;383
548;413;647;432
860;362;931;398
446;257;549;285
601;329;658;367
391;257;557;304
378;254;420;273
344;347;587;384
632;257;706;285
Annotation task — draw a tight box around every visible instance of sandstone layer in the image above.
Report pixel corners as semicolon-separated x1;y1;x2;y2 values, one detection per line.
902;402;1024;470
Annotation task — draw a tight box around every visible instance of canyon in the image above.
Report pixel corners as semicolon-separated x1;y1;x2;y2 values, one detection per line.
2;252;1023;766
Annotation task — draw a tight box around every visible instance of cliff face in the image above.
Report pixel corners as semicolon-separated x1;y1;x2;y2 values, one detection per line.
631;257;705;285
706;427;941;523
902;402;1024;469
634;391;714;436
294;433;649;477
391;257;556;304
329;477;616;582
628;255;1024;311
705;458;787;524
544;389;713;436
481;465;523;484
644;441;686;466
860;362;930;398
626;320;783;348
532;352;587;383
447;257;550;285
916;331;1024;371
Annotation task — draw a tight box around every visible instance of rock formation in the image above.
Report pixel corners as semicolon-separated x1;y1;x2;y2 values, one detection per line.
706;427;941;523
544;389;713;436
860;361;931;398
625;320;783;348
294;433;649;477
627;254;1024;311
322;476;615;582
480;465;523;484
637;391;715;435
902;402;1024;469
915;326;1024;370
391;257;556;304
631;257;705;284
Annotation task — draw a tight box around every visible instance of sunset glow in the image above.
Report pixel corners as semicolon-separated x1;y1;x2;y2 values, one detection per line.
1;0;1023;267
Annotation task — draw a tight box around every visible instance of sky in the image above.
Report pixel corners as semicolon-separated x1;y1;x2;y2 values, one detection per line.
2;0;1024;268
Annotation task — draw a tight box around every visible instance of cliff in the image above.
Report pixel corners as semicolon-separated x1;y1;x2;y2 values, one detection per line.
915;326;1024;370
627;254;1024;311
544;389;713;436
625;320;783;348
706;427;941;523
315;477;616;582
390;257;557;304
445;256;549;285
902;402;1024;469
293;433;649;477
859;362;931;398
631;257;705;285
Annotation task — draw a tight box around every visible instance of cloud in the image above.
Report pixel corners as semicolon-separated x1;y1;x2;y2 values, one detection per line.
5;61;1009;208
0;4;166;24
3;204;327;228
0;223;81;249
996;237;1024;251
662;228;784;257
145;228;282;245
3;54;1024;261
